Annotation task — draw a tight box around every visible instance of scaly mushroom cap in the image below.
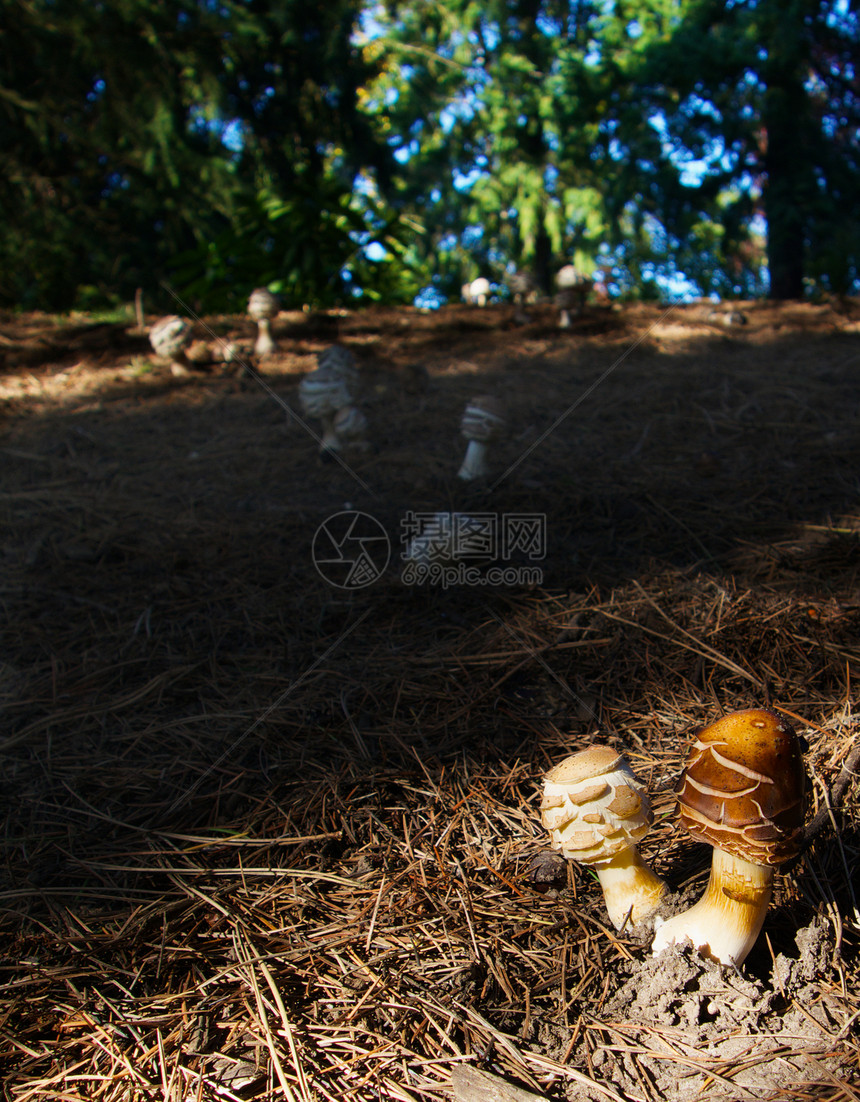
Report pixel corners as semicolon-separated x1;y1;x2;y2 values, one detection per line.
677;708;805;866
541;747;653;864
508;270;535;297
318;344;358;380
460;395;506;444
247;288;280;320
299;366;354;419
149;316;193;359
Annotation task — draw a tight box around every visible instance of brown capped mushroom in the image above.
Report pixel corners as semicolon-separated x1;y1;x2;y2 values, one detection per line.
540;746;667;929
652;708;805;966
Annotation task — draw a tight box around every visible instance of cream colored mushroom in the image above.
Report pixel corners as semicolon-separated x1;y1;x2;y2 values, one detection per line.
541;746;667;929
247;288;280;357
462;277;492;306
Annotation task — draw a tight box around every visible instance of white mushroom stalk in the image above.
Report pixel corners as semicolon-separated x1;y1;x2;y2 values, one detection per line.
652;708;806;966
540;746;667;929
457;395;506;481
653;846;774;966
247;288;280;357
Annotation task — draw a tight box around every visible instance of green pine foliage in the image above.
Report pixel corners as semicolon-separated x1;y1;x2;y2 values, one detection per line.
0;0;857;310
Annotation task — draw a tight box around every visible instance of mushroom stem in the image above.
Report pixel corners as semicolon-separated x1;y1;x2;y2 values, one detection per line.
255;317;276;357
652;846;773;965
595;847;669;930
458;439;489;480
319;415;342;451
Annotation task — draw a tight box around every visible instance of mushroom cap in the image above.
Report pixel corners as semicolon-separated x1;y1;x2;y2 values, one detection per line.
676;708;805;866
507;270;535;296
460;395;507;443
318;344;357;378
299;366;354;418
469;277;491;297
149;315;193;359
556;265;591;290
247;288;280;320
541;746;654;864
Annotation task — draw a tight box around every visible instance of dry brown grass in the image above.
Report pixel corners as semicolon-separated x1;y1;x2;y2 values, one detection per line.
0;298;858;1100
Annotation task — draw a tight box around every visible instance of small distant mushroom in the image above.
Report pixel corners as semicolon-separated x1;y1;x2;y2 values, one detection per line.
457;395;507;480
462;277;492;307
707;308;748;328
651;708;806;966
149;315;193;373
247;288;280;357
507;270;536;323
299;365;355;452
508;269;536;301
541;746;668;929
555;265;593;327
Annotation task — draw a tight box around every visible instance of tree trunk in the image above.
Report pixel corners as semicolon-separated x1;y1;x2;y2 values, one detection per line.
763;83;807;300
761;5;812;301
533;223;553;296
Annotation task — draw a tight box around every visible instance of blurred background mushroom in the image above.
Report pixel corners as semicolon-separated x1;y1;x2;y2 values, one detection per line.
247;288;280;357
652;708;806;966
507;269;536;323
555;265;593;328
461;277;492;307
298;363;356;453
457;394;507;480
332;405;370;456
541;745;667;929
149;315;193;374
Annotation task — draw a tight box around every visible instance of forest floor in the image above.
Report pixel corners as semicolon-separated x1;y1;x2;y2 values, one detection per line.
1;297;859;1102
